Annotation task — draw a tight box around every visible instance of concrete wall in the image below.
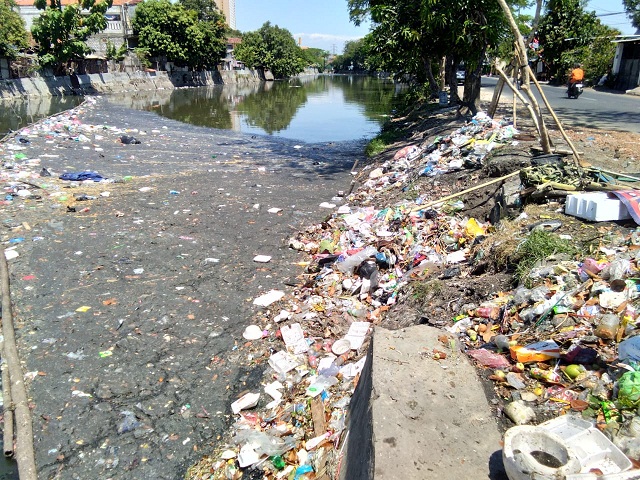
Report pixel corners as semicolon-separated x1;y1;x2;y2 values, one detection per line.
0;68;264;100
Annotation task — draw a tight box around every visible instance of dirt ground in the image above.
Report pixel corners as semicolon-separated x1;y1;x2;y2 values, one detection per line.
1;91;639;479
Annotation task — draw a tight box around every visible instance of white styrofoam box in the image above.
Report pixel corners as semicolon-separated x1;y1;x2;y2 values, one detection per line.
565;192;631;222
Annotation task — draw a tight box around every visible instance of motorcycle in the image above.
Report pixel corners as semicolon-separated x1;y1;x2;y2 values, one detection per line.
567;82;583;99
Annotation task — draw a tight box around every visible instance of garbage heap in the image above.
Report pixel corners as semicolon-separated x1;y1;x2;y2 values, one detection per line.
188;112;548;479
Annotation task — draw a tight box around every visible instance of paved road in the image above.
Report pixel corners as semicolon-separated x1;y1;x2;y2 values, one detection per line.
481;76;640;133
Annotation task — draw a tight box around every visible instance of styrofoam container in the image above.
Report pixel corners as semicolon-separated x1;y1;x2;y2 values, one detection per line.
503;416;632;480
565;192;631;222
540;416;632;475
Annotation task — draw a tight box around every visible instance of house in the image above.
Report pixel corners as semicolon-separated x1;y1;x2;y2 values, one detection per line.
222;37;243;70
14;0;142;59
612;33;640;91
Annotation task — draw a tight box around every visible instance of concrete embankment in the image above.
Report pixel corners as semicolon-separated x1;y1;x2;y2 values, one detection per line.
0;67;321;100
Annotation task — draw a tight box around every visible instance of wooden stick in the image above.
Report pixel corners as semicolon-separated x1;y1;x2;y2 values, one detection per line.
413;170;521;210
0;252;37;479
1;347;14;458
526;65;583;165
494;63;540;132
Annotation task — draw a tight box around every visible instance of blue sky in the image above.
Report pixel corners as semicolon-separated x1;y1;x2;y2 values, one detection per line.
235;0;636;54
235;0;370;53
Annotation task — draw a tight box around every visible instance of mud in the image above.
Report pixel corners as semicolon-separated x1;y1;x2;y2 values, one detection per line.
2;97;362;479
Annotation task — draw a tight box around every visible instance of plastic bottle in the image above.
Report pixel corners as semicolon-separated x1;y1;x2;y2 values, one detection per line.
475;305;500;320
336;246;377;274
594;314;620;340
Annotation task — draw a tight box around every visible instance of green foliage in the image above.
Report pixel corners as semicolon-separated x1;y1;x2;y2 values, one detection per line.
332;39;368;72
133;47;150;68
623;0;640;29
31;0;112;73
0;0;29;59
233;22;306;79
347;0;524;110
105;40;127;61
514;230;577;287
537;0;615;83
132;0;226;70
300;47;329;70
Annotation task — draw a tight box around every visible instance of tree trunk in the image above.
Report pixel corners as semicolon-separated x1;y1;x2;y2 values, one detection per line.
423;57;439;98
446;55;460;106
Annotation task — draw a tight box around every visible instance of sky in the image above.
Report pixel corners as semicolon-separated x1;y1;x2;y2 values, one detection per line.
234;0;370;54
234;0;637;55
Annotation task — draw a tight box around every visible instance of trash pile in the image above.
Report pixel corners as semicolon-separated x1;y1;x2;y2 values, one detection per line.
187;113;535;479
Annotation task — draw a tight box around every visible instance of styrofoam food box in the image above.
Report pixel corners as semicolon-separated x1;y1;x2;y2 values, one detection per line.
565;192;631;222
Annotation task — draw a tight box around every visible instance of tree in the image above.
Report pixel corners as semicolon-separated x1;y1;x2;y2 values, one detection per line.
332;39;367;72
348;0;527;112
300;47;329;71
133;0;226;71
537;0;600;83
31;0;112;74
0;0;29;60
233;22;306;79
623;0;640;29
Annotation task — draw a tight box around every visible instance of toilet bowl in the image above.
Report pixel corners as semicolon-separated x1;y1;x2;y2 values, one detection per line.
503;425;581;479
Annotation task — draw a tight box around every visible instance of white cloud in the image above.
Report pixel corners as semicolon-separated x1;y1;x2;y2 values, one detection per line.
293;32;364;51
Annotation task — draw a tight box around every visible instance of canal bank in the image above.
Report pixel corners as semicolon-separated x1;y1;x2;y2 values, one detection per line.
0;68;321;100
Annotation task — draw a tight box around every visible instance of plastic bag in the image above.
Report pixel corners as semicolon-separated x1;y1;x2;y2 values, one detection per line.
617;370;640;409
233;430;296;456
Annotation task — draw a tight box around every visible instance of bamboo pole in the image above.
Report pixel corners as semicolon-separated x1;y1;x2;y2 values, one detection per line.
412;170;521;211
525;65;584;165
494;63;541;133
496;0;552;153
0;251;37;480
1;348;14;458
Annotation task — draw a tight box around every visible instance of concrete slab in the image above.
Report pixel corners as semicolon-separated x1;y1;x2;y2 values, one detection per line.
371;325;506;479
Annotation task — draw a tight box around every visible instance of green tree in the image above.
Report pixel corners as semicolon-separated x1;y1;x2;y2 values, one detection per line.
31;0;112;74
300;47;329;71
333;39;368;72
0;0;29;59
348;0;526;112
537;0;602;83
623;0;640;29
234;22;306;79
132;0;226;70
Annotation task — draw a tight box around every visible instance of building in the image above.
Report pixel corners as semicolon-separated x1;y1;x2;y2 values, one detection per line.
15;0;142;58
612;34;640;92
214;0;235;30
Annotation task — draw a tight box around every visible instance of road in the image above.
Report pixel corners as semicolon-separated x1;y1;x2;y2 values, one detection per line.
481;76;640;133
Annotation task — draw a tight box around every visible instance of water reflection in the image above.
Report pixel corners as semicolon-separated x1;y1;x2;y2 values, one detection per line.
0;96;83;137
109;75;405;143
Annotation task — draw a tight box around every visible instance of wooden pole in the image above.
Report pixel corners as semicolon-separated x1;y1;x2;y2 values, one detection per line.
1;348;14;458
494;62;540;132
0;252;37;480
526;65;584;165
413;170;521;211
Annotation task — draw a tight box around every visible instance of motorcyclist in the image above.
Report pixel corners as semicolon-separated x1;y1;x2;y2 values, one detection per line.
568;63;584;95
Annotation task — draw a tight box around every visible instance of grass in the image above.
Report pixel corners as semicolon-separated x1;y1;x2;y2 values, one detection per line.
365;128;403;157
411;279;443;301
513;229;578;287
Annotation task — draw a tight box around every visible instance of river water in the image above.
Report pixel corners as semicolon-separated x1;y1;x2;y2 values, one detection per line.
0;75;405;143
0;74;403;478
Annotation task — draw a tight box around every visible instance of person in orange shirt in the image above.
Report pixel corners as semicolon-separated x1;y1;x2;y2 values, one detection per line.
569;64;584;86
567;63;585;97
